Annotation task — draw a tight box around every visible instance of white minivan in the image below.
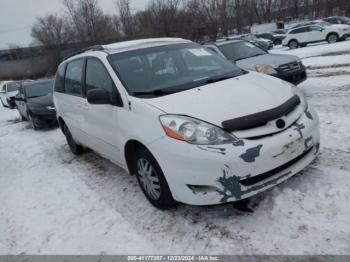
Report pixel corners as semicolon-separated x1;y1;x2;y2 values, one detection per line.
54;38;320;209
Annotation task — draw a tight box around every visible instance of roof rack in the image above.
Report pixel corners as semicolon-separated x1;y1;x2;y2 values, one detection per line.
63;45;105;61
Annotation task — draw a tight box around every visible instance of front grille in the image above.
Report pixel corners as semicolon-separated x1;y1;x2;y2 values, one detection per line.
239;146;314;186
279;62;301;73
222;95;301;132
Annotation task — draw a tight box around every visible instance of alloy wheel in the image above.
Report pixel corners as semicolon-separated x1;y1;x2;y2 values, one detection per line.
137;158;161;200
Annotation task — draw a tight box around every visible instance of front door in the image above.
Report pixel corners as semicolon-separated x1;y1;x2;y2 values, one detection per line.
83;58;124;164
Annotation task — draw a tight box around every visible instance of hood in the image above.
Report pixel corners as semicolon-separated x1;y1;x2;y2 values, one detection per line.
27;93;54;107
236;53;299;71
143;72;294;129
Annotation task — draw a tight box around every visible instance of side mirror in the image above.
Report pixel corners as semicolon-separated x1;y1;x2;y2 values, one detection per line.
87;89;111;105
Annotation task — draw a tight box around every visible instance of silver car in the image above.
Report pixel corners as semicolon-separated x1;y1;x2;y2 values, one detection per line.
205;39;307;85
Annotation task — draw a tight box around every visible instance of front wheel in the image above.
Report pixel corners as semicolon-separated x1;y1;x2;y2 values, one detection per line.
327;33;339;44
289;40;299;49
134;147;176;209
28;114;40;130
7;99;15;109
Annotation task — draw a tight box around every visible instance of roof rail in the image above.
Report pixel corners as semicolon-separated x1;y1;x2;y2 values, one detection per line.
63;45;105;61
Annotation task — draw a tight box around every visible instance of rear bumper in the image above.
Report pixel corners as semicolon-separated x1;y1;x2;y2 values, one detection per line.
148;108;320;206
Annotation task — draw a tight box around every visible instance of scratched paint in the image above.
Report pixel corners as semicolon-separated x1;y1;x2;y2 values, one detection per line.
240;145;263;163
217;167;292;203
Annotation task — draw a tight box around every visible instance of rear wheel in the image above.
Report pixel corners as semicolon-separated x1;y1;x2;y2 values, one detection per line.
327;33;339;44
63;124;84;155
289;40;299;49
133;147;176;209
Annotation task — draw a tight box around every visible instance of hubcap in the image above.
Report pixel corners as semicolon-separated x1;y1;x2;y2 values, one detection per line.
290;42;298;49
137;158;161;200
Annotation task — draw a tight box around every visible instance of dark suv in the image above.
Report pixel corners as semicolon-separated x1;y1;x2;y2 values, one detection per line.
205;39;307;85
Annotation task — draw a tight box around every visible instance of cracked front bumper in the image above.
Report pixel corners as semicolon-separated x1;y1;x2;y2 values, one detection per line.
148;108;320;206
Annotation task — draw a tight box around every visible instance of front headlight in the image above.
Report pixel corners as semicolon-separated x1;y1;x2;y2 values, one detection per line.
45;106;55;111
159;115;239;145
255;65;278;75
292;86;308;111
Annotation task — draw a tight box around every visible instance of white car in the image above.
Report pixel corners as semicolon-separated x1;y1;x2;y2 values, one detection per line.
283;23;350;49
54;38;320;209
0;81;21;109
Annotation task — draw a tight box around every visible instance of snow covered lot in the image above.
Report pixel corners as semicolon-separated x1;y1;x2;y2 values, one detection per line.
1;41;350;255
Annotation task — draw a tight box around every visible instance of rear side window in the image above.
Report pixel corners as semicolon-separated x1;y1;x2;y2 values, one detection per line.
85;59;114;94
65;59;84;96
290;27;308;34
55;64;66;93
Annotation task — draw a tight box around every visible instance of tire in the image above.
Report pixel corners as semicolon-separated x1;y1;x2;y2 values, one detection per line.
63;123;84;155
274;39;282;45
28;114;40;130
327;33;339;44
133;147;176;209
288;40;299;49
20;113;27;121
7;99;15;109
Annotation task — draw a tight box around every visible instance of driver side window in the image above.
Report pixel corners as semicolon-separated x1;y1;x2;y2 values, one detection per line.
85;58;114;94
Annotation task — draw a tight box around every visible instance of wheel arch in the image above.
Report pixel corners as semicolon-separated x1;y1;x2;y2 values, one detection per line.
124;139;150;175
57;116;66;133
327;32;340;39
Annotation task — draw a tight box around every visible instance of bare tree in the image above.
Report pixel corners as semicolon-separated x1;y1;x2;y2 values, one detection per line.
116;0;135;37
31;14;68;47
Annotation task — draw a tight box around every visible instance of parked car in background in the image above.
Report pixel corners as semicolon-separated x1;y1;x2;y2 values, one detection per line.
204;39;306;85
15;79;56;129
324;16;350;25
272;29;287;35
255;32;286;45
231;34;273;50
54;38;320;209
283;23;350;49
0;81;22;109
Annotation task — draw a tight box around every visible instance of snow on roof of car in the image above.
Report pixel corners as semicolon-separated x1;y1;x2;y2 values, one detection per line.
103;38;192;54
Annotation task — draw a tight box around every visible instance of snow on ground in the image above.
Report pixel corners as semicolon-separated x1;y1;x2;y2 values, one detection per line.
303;54;350;68
1;41;350;255
271;39;350;58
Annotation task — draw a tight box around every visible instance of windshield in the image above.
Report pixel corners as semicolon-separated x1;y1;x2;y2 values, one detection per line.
218;41;266;61
314;21;331;27
7;82;21;92
108;43;243;97
25;80;54;98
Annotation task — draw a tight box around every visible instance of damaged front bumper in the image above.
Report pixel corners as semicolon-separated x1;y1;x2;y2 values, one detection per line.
148;107;320;206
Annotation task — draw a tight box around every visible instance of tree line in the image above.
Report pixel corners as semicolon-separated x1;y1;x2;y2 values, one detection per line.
29;0;349;70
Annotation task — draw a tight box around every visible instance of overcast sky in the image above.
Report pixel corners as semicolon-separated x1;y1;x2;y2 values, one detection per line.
0;0;149;50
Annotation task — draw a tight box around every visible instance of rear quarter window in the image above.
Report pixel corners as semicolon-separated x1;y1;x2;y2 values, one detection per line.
64;59;85;96
55;64;66;93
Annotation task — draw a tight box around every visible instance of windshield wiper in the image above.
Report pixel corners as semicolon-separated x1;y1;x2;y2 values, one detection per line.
133;88;188;97
201;73;236;84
